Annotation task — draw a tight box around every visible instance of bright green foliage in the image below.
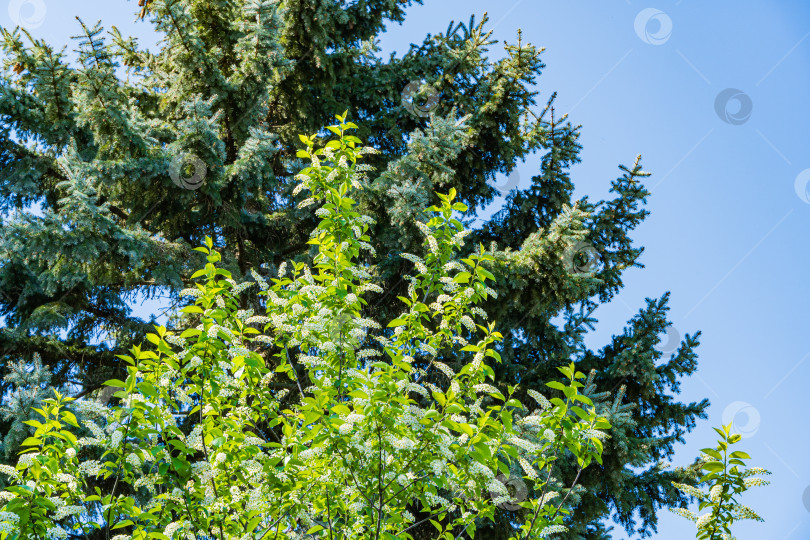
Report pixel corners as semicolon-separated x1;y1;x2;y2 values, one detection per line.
669;424;770;540
0;390;82;539
0;121;612;540
0;2;709;537
0;354;53;461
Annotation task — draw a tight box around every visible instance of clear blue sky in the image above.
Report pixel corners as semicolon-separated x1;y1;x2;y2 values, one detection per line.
5;1;810;538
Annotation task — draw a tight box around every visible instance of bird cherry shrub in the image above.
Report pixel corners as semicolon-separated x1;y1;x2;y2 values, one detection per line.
0;114;611;540
669;423;770;540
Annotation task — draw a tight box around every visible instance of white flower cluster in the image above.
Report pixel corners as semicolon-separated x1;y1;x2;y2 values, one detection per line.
730;504;762;521
47;527;68;539
55;472;78;491
250;269;270;291
78;460;103;477
472;384;499;395
581;428;607;441
507;437;538;453
73;399;110;418
517;457;538;479
179;288;203;297
298;197;316;209
54;505;84;520
0;512;19;524
696;513;713;528
0;465;20;481
186;424;204;451
743;477;770;488
18;453;38;466
468;460;494;480
459;315;475;331
427;235;440;255
357;283;383;294
110;430;124;449
741;467;770;478
431;361;455;379
538;524;567;537
423;491;449;508
164;334;186;346
672;482;704;500
527;389;551;410
228;346;251;358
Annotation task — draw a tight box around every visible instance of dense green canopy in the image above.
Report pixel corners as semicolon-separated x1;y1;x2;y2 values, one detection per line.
0;1;707;537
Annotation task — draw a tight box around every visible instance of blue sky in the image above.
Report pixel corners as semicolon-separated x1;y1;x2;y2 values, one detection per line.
4;1;810;538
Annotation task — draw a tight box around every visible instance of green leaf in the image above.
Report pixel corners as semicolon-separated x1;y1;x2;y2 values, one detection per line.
702;462;724;472
570;406;590;421
501;409;513;433
137;382;157;398
20;437;42;448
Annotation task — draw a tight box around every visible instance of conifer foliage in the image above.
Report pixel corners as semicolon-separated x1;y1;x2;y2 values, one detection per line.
0;1;707;537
